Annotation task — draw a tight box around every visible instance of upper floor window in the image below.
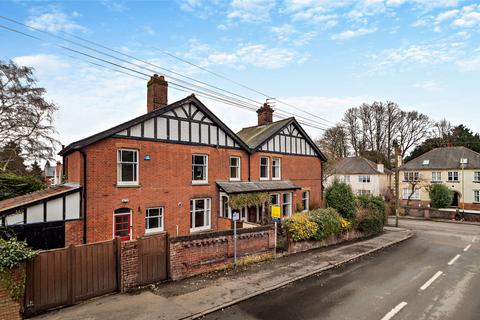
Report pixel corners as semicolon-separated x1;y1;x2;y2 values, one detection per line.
302;191;309;212
404;171;419;182
192;154;208;184
342;176;350;184
260;157;269;180
448;171;459;182
190;198;211;231
432;172;442;182
145;207;164;234
229;156;240;181
474;171;480;182
117;149;138;185
358;175;371;183
272;157;281;180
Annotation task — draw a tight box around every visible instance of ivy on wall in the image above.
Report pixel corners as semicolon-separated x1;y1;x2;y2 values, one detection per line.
0;238;37;302
228;192;271;210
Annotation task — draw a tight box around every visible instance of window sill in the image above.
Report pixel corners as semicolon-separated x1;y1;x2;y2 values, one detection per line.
447;181;460;183
190;227;211;233
145;229;165;235
192;181;209;186
259;178;270;181
272;177;281;181
229;178;241;182
116;183;141;188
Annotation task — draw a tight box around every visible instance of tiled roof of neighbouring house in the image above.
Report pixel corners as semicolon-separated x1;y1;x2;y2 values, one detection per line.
0;184;80;214
328;157;392;175
216;180;301;194
400;146;480;170
237;118;292;150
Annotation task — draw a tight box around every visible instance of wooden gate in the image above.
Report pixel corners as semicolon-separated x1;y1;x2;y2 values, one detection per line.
138;234;168;285
24;239;119;316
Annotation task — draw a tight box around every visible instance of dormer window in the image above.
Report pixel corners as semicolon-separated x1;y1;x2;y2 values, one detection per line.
422;160;430;166
460;158;468;165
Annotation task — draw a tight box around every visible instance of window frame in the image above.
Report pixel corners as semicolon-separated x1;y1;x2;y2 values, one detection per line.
402;188;420;200
431;171;442;182
358;175;371;183
358;190;371;196
260;156;270;180
117;149;139;186
474;171;480;182
272;157;281;180
404;171;420;182
229;156;241;181
271;193;280;206
474;190;480;203
343;175;350;184
190;198;211;232
302;191;309;212
281;192;292;217
192;154;208;184
448;171;459;182
145;207;164;234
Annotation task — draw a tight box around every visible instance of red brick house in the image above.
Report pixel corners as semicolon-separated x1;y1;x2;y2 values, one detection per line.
1;74;326;247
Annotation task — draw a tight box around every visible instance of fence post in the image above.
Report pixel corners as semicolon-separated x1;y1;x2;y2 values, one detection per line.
115;237;122;292
67;244;75;305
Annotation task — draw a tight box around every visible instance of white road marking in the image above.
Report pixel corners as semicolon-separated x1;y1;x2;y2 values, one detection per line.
448;254;461;265
464;244;471;251
472;236;477;243
420;271;443;290
381;302;408;320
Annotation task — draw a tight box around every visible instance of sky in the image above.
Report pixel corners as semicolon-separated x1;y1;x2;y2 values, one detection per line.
1;0;480;155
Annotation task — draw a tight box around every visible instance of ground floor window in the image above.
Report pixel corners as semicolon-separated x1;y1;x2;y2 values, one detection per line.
190;198;211;231
282;193;292;217
302;191;309;211
114;208;131;241
402;188;420;200
474;190;480;203
271;193;280;206
145;207;164;233
357;190;371;196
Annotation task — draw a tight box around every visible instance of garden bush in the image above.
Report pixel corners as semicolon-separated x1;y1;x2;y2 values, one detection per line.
284;213;317;242
310;208;343;240
429;184;453;208
357;195;385;216
356;195;385;235
325;180;356;221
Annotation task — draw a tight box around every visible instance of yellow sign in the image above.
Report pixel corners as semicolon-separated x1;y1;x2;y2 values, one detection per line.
271;205;281;219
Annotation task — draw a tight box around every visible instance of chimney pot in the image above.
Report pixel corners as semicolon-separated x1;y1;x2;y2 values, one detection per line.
147;74;168;113
257;102;274;126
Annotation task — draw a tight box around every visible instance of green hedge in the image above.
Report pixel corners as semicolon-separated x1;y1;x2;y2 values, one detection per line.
325;180;356;221
356;195;385;235
0;173;44;200
310;208;343;240
429;184;453;208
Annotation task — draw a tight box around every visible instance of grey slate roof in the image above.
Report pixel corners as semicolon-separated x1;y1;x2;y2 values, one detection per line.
237;118;292;150
216;180;301;194
328;157;392;175
401;146;480;170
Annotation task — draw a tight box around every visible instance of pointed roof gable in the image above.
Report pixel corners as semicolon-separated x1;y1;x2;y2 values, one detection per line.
237;117;327;161
59;95;250;156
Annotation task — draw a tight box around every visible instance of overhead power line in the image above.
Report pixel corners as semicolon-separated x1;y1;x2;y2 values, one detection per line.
0;20;329;131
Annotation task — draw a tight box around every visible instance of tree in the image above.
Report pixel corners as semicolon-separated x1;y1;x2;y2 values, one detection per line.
317;125;348;160
325;180;356;221
0;173;44;200
0;60;59;171
429;184;453;208
0;141;26;174
397;111;431;158
28;161;44;182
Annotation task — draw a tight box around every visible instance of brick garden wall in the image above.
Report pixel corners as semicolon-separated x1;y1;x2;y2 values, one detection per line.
0;266;23;320
169;225;275;280
120;241;139;291
65;220;84;246
287;230;367;255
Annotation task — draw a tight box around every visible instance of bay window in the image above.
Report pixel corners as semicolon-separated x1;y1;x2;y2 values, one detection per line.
282;193;292;217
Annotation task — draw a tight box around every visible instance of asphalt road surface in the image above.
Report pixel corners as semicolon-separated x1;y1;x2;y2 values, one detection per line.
204;220;480;320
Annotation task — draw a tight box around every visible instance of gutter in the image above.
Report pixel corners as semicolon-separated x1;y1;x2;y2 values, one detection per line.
80;149;87;244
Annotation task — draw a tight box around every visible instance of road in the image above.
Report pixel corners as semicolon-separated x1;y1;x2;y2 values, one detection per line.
204;220;480;320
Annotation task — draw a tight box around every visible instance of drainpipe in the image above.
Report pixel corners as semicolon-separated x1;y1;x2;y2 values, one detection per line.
80;149;88;244
248;152;251;182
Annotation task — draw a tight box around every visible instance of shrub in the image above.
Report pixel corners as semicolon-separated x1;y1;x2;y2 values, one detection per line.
284;213;318;242
356;195;385;235
340;217;352;232
0;173;44;201
325;180;356;221
429;184;453;208
310;208;343;240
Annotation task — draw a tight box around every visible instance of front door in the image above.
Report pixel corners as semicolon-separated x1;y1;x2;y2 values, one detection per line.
114;212;131;241
248;206;257;223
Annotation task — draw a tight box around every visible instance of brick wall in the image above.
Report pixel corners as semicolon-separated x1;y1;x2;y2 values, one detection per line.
0;266;23;320
287;230;367;255
120;240;139;291
65;220;83;246
169;225;275;280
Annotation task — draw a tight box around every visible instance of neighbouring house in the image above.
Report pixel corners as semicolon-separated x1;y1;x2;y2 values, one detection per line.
44;161;63;186
399;146;480;209
325;156;392;197
0;74;326;248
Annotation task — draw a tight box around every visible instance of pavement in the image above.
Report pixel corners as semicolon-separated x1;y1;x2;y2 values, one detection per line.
396;215;480;226
32;227;412;320
203;219;480;320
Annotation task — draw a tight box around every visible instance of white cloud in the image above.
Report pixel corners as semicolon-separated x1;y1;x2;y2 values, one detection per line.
457;54;480;71
271;24;297;41
413;80;442;92
217;24;228;30
25;8;86;33
435;9;459;24
331;27;377;40
452;9;480;27
270;24;318;45
227;0;276;23
100;0;127;12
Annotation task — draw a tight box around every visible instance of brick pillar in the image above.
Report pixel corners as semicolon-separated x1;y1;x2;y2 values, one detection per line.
0;265;24;320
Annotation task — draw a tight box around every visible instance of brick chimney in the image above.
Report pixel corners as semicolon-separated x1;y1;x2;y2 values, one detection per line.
147;74;168;113
257;102;274;126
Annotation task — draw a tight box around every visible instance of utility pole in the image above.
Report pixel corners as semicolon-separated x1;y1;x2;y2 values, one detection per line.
393;140;401;228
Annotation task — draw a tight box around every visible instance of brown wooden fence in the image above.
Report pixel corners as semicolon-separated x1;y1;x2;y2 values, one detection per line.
24;239;119;317
138;234;168;285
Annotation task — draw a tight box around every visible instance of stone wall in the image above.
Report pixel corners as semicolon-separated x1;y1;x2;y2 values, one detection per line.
287;229;368;255
120;240;139;291
169;225;275;280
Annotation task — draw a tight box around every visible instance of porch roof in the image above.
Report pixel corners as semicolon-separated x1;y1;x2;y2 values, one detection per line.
216;180;301;194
